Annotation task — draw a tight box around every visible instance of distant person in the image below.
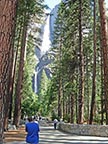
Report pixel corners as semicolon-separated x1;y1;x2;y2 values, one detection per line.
33;116;38;124
60;118;63;123
25;116;40;144
53;118;58;130
25;117;29;124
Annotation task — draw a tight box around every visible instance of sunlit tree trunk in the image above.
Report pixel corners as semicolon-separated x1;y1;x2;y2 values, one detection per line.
57;35;63;119
0;0;18;142
3;3;19;131
99;0;108;124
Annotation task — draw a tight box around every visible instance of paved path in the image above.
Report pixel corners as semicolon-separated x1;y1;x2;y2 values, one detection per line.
5;126;108;144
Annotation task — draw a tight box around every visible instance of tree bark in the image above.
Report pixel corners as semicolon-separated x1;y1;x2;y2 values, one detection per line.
3;2;18;131
70;94;74;123
13;12;28;127
8;22;23;119
0;0;18;142
89;0;96;124
78;0;84;124
99;0;108;124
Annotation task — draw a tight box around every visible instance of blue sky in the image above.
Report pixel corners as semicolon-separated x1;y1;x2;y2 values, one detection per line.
44;0;61;9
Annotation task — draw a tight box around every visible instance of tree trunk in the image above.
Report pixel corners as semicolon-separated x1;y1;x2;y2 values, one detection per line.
8;23;23;119
0;0;18;142
78;0;84;124
13;12;28;127
70;94;74;123
100;47;104;125
3;3;18;131
99;0;108;124
58;77;62;119
89;0;96;124
57;35;63;119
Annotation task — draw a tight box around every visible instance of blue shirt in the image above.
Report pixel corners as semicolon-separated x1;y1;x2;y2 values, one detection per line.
26;122;40;144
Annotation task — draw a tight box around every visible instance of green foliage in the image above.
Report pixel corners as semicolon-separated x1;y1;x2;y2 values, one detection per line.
18;0;107;124
51;111;59;121
38;70;51;116
14;0;46;117
42;0;104;124
63;114;71;123
22;93;39;116
38;70;48;98
21;34;38;116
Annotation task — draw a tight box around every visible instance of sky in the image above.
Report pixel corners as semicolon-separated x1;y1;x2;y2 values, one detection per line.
44;0;61;9
105;0;108;8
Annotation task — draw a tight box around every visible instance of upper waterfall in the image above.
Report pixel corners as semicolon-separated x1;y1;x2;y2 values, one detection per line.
41;13;51;54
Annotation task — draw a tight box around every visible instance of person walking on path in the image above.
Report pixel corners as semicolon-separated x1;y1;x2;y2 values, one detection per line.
53;118;58;130
25;116;40;144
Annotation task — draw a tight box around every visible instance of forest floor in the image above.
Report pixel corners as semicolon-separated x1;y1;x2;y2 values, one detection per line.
4;125;26;143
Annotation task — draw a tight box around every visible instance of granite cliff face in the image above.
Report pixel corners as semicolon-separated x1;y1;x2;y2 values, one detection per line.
33;4;59;94
49;4;59;42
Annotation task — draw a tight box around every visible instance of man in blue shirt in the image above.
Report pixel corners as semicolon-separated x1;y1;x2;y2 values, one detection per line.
25;116;40;144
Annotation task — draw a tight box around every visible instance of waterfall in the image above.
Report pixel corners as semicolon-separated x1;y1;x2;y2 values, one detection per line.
33;7;59;94
41;14;51;54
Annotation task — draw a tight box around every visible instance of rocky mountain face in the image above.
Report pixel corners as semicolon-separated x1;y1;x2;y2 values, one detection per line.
33;4;59;94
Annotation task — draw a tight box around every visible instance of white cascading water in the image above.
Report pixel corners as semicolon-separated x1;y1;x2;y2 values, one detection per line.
41;13;51;55
33;3;60;93
34;13;51;93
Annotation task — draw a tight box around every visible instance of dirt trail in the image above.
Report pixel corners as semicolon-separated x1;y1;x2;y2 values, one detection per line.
4;126;26;143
